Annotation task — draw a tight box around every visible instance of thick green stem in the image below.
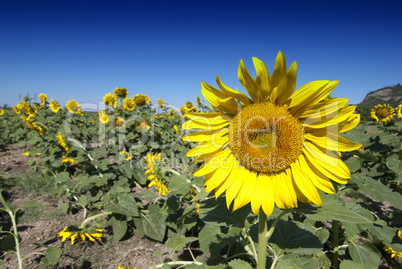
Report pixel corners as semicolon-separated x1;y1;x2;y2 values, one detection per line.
0;193;23;269
333;220;339;269
257;210;268;269
79;211;113;228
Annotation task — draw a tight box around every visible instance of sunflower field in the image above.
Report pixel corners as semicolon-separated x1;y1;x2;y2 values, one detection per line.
1;52;402;269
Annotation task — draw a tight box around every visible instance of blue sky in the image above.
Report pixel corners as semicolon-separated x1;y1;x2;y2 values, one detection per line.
1;0;401;109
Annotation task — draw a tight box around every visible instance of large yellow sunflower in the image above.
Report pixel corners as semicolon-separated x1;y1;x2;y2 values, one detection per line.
103;93;118;108
133;94;150;107
114;87;129;99
182;51;361;216
371;104;395;123
66;100;81;113
123;98;136;111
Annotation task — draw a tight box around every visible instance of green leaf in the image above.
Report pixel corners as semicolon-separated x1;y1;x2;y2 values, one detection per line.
295;194;373;224
387;154;402;180
266;220;322;255
112;220;127;241
227;259;253;269
55;171;69;183
348;242;381;269
21;201;46;210
137;205;166;242
352;173;402;210
276;253;319;269
199;197;251;228
344;157;361;173
0;234;16;252
339;260;365;269
167;234;197;253
41;246;63;265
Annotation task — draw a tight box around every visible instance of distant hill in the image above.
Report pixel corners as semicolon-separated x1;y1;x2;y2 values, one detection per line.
358;84;402;107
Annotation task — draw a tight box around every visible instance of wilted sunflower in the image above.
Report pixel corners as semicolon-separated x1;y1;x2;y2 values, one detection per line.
66;100;81;113
157;98;165;108
114;87;128;99
49;99;61;113
58;225;103;245
123;98;136;111
371;104;395;123
145;153;170;196
103;93;118;108
0;108;3;115
39;93;47;106
182;51;361;216
396;102;402;118
56;132;69;153
98;110;109;124
133;94;150;107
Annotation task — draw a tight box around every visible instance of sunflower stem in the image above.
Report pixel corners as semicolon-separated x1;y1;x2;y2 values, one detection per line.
333;220;339;269
79;211;113;228
257;210;268;269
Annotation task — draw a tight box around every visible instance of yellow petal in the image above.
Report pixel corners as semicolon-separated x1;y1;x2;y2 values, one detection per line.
187;136;229;157
299;154;335;194
214;156;240;197
201;82;239;114
271;51;287;88
273;170;297;209
232;169;257;210
238;59;258;102
276;61;297;106
182;119;229;131
299;98;349;119
253;57;272;102
304;132;362;152
205;161;233;192
185;112;231;125
225;167;246;209
194;149;232;177
182;128;228;142
302;105;356;129
291;161;322;206
216;75;250;105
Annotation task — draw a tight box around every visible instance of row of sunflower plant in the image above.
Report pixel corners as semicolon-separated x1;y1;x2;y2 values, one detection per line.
1;52;402;268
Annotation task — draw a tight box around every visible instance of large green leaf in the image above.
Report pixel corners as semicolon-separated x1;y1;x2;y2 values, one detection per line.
266;220;322;255
199;197;251;228
339;260;365;269
136;205;166;242
167;234;197;253
227;259;253;269
294;194;373;224
348;242;381;269
352;173;402;210
344;157;361;173
21;201;46;210
275;253;319;269
112;220;127;241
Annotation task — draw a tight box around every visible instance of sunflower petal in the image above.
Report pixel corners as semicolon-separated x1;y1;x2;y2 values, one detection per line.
291;161;322;206
271;51;287;88
216;75;250;105
182;128;228;142
252;57;272;102
273;171;297;209
238;59;258;102
194;149;232;177
225;167;246;209
304;132;362;152
276;61;298;106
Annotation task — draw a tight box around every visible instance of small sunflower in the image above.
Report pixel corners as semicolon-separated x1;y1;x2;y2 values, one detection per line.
139;121;150;131
103;93;118;108
120;151;131;161
123;98;136;111
13;106;20;114
62;155;77;165
179;106;186;115
383;231;402;258
133;94;150;107
145;153;170;196
0;108;3;115
174;125;179;134
396;102;402;118
371;104;395;123
182;51;361;216
56;132;70;153
114;117;125;127
58;225;103;245
184;102;198;112
66;100;81;113
98;110;109;124
114;87;128;99
190;187;200;215
168;109;177;118
49;99;61;113
117;265;137;269
39;93;47;106
157;99;165;108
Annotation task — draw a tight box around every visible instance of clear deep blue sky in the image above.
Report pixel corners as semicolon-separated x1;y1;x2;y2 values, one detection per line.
1;0;401;109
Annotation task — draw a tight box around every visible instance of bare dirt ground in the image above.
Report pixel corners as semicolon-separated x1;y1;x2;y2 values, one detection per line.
0;144;175;269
